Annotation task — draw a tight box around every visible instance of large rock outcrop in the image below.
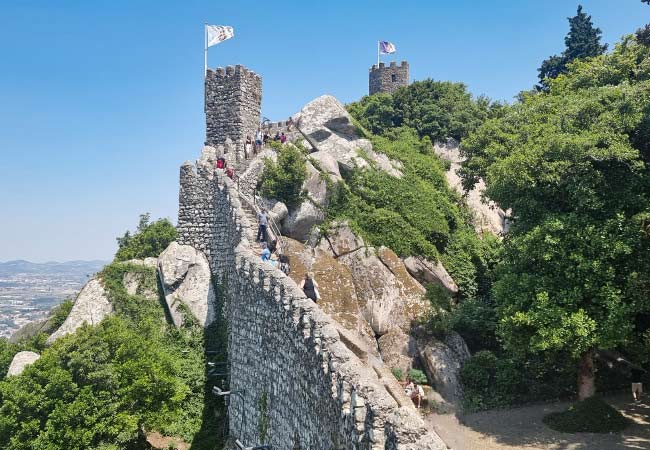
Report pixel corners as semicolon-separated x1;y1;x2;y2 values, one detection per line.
6;351;40;377
403;256;458;296
282;161;328;241
418;331;471;405
122;257;158;299
295;95;402;177
434;139;507;236
320;222;430;337
46;278;113;344
282;237;378;354
158;242;215;327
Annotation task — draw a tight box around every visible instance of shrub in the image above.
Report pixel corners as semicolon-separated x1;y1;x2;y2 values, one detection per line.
408;369;428;385
391;367;404;382
543;397;629;433
259;144;307;207
115;213;177;262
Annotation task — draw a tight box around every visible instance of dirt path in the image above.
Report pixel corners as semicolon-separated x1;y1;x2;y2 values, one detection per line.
426;394;650;450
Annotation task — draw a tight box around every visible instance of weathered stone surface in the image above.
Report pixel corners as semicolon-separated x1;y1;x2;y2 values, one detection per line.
282;161;329;241
121;258;159;299
403;256;459;295
46;278;113;345
205;65;261;168
320;223;430;336
309;150;342;182
6;351;40;377
177;151;447;449
295;95;402;177
369;61;409;95
282;201;325;242
378;328;417;374
158;242;215;328
418;331;470;405
283;237;378;354
434;140;507;235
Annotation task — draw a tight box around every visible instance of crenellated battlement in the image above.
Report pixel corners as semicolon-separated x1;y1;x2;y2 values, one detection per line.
369;60;409;95
204;64;262;167
177;153;447;448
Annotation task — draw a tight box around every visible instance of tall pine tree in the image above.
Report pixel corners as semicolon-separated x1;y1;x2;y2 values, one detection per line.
538;5;607;90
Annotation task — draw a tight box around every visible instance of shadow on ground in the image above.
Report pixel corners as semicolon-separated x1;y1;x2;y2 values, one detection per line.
428;394;650;450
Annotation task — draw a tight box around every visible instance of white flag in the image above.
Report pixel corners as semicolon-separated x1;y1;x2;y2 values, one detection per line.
379;41;397;54
206;25;234;47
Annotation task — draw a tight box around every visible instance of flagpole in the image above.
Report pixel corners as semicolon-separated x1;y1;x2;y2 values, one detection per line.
377;40;380;65
204;23;208;78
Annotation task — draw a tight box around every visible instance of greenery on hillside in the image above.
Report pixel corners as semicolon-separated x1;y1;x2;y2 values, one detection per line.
0;217;225;449
348;80;494;142
326;127;497;299
461;33;650;408
115;213;177;262
259;143;307;207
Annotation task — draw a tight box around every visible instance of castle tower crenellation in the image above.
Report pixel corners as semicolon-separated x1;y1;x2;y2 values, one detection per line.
369;60;409;95
205;65;262;160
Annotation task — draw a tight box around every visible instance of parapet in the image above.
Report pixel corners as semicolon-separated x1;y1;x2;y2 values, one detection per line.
370;60;409;71
206;65;262;82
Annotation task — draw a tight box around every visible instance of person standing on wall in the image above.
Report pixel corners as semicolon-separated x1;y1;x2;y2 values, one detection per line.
245;136;253;159
299;272;320;302
256;209;268;242
255;129;263;153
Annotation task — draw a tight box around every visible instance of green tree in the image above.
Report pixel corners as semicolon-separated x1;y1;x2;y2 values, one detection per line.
259;144;307;206
463;36;650;399
538;5;607;90
348;80;491;142
115;213;177;261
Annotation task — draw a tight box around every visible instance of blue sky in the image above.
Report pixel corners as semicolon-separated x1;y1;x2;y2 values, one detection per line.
0;0;647;262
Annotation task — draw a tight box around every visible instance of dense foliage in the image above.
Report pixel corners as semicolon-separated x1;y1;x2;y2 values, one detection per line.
462;35;650;400
348;80;492;142
259;143;307;207
326;127;496;298
538;5;607;90
0;217;225;449
115;213;177;262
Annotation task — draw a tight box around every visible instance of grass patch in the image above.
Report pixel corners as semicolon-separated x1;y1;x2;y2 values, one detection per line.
543;397;630;433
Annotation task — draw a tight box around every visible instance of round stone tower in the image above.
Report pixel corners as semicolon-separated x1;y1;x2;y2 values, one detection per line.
369;61;409;95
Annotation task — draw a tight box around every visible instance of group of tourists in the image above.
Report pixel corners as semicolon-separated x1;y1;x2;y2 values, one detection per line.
256;208;321;301
257;209;290;275
246;121;291;159
215;156;235;180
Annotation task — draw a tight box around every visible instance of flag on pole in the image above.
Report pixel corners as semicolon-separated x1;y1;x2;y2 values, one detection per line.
379;41;397;54
206;25;235;47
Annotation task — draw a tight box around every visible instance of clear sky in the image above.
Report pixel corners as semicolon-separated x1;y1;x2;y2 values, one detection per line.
0;0;647;262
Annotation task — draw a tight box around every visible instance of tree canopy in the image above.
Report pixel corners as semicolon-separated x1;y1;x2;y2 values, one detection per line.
463;35;650;399
538;5;607;90
115;213;177;261
347;79;492;143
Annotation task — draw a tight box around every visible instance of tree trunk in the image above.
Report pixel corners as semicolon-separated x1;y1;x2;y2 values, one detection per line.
577;349;595;400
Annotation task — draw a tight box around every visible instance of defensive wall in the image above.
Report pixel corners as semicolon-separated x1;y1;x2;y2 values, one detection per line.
177;63;446;449
177;159;446;450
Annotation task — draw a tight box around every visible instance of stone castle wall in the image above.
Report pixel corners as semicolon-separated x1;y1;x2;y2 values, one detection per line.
205;65;262;158
369;61;409;95
177;159;446;450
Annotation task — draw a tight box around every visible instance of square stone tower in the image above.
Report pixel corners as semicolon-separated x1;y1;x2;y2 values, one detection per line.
205;65;262;155
369;61;409;95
